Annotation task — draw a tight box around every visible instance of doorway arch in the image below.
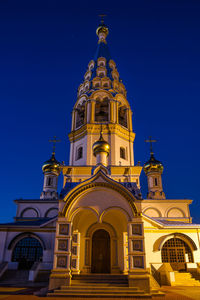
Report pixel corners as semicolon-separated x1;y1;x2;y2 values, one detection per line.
12;237;43;270
91;229;110;273
161;237;193;271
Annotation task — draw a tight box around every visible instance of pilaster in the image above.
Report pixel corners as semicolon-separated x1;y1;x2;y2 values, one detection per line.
127;216;150;292
90;100;95;123
128;108;133;131
49;218;72;290
110;100;115;123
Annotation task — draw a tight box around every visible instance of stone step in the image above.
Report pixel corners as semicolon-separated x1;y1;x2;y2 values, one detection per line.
71;280;128;286
54;289;146;295
48;292;153;298
60;286;139;291
172;271;200;286
0;270;29;283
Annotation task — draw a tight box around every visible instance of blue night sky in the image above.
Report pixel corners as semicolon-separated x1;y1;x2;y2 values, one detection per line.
0;0;200;222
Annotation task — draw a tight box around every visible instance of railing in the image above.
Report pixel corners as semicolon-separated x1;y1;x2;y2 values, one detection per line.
150;263;161;286
0;262;8;279
28;262;41;282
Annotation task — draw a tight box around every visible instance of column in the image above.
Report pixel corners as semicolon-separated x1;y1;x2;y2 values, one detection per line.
90;100;95;123
71;231;80;274
116;101;119;124
86;101;91;123
128;108;133;131
71;109;76;131
49;218;72;290
127;215;150;293
84;102;87;124
123;232;129;274
110;100;115;123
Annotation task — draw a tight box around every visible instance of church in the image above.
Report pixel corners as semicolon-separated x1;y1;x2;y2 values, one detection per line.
0;22;200;297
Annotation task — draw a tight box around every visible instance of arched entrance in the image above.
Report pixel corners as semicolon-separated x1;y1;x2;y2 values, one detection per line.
161;238;193;271
91;229;110;273
12;237;43;270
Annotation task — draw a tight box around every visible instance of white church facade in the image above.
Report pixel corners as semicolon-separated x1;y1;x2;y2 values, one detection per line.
0;22;200;295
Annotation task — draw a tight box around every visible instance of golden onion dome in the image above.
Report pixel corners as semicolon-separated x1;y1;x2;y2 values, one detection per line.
143;153;163;175
93;132;110;157
42;153;61;176
96;24;109;42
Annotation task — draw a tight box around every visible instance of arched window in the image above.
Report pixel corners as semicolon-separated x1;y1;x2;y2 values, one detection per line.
12;237;43;270
76;146;83;160
95;99;109;122
47;177;53;186
161;238;193;270
120;147;126;159
45;208;58;218
154;178;158;186
118;106;128;128
76;103;85;128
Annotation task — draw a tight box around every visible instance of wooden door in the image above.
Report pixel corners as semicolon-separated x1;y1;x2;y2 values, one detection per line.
91;229;110;273
161;238;192;271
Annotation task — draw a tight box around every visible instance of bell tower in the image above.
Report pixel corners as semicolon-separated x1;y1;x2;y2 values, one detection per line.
68;22;135;167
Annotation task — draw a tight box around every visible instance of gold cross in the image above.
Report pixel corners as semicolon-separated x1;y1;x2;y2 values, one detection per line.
145;136;157;154
49;136;61;155
99;14;107;24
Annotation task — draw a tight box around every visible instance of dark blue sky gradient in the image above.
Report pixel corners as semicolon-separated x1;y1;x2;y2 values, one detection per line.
0;0;200;222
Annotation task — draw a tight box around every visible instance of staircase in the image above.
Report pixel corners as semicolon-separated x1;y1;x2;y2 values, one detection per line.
0;269;29;284
172;272;200;286
189;270;200;282
35;269;51;282
48;274;164;298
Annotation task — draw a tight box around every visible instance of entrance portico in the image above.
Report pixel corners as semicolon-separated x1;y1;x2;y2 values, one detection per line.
49;169;149;291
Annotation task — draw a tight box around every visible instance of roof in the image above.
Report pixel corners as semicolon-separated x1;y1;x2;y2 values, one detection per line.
14;199;58;203
60;181;79;198
150;217;200;227
0;217;57;228
94;41;111;61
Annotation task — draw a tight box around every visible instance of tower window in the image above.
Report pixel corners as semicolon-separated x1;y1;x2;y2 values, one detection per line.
120;147;126;159
76;103;85;128
118;106;128;128
155;178;158;186
76;146;83;160
47;177;53;186
95;100;109;122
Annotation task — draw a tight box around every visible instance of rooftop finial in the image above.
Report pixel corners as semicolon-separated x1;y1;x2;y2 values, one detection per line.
96;15;109;44
49;136;61;155
145;136;157;156
99;14;106;24
100;123;103;139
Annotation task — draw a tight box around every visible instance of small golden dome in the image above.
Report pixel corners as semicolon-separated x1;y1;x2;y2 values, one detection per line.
93;132;110;156
42;153;61;176
96;24;109;43
96;24;109;36
143;154;163;175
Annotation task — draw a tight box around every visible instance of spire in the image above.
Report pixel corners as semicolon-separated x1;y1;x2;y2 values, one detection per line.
95;17;111;61
96;14;109;44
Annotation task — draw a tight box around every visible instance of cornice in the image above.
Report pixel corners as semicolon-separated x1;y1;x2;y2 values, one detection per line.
68;123;135;142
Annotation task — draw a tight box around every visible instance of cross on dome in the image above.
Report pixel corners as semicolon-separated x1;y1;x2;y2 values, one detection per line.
145;136;157;155
49;136;61;155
